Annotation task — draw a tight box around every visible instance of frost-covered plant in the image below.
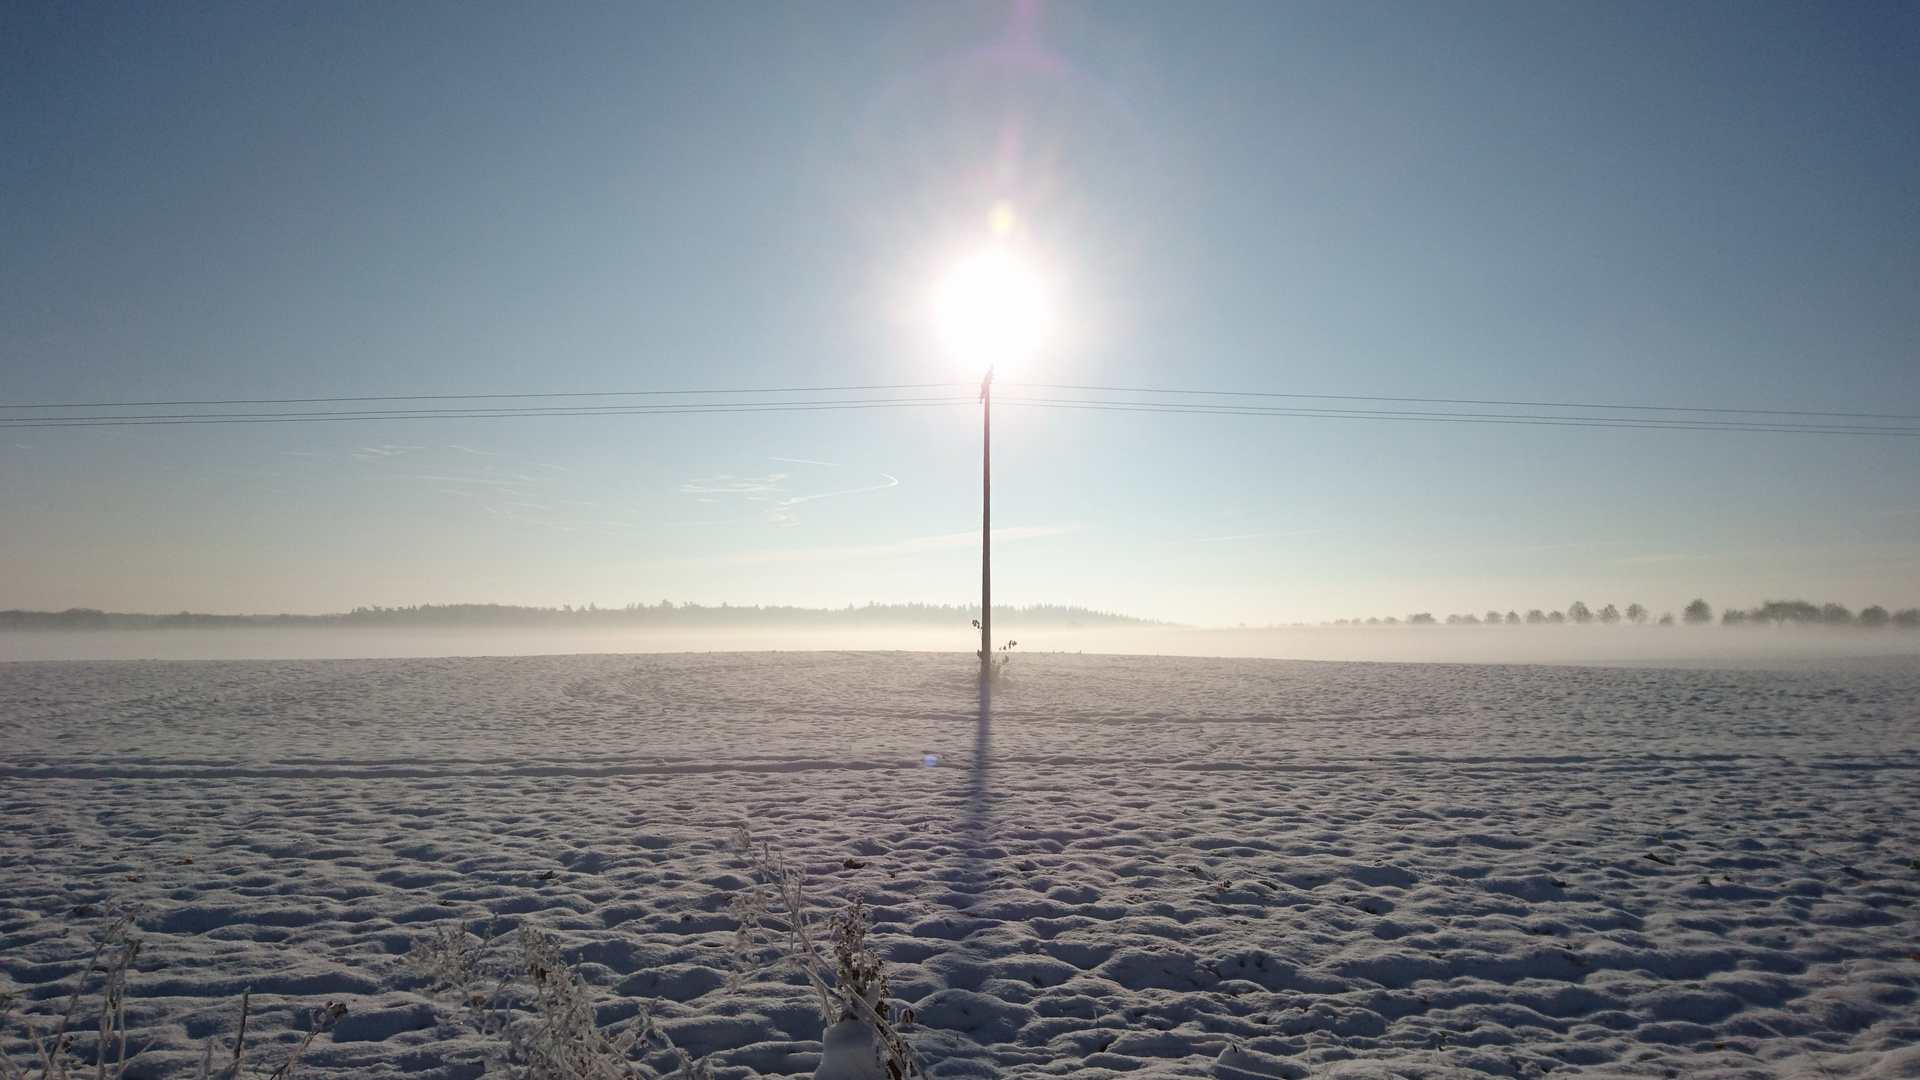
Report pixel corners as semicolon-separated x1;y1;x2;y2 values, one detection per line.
1;906;341;1080
827;898;888;1023
968;622;1018;681
0;907;142;1080
188;992;349;1080
728;830;923;1080
409;921;510;1044
409;922;709;1080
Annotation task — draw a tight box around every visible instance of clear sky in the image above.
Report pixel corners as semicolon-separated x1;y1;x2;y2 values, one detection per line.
3;1;1917;625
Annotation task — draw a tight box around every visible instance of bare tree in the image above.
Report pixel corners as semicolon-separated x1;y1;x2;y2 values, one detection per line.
1598;604;1621;625
1754;600;1819;625
1625;603;1648;625
1567;601;1593;624
1682;599;1713;625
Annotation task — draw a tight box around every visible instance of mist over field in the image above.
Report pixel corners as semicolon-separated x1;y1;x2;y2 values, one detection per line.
4;606;1916;665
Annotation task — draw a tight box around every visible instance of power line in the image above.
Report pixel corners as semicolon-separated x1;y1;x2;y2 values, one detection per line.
995;396;1920;436
0;382;970;411
11;379;1914;422
0;395;977;429
2;381;1915;436
1013;382;1920;423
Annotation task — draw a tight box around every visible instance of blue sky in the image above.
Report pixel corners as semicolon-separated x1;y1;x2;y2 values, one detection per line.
2;1;1917;624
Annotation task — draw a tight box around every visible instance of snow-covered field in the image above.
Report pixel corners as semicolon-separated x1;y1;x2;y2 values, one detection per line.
3;652;1917;1080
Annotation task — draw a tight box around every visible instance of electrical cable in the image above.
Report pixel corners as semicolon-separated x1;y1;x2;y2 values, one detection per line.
2;382;1916;436
0;395;977;429
1008;382;1920;423
993;396;1920;436
0;382;971;411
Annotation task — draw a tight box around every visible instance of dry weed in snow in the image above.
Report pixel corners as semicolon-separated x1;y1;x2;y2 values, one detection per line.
729;831;923;1080
0;906;348;1080
410;922;711;1080
0;907;142;1080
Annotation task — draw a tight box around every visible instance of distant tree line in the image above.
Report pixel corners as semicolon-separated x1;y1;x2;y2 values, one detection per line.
1715;600;1919;627
0;602;1162;632
1331;598;1920;629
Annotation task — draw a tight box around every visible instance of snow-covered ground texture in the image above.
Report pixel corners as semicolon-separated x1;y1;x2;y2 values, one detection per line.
2;652;1918;1080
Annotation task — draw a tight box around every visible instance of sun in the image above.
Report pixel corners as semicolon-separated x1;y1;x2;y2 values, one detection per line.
934;245;1049;370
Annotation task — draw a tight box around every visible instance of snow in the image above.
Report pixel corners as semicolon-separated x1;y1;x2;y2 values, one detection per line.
2;651;1918;1080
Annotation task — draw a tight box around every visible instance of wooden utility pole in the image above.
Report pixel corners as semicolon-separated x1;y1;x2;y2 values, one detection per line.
980;367;993;683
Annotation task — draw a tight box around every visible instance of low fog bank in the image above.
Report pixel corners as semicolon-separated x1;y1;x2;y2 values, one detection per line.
1030;624;1920;667
4;622;1916;666
0;625;974;661
0;602;1144;663
0;601;1155;631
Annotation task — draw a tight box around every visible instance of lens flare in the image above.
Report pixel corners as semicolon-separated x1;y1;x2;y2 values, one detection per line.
934;247;1048;368
989;200;1017;238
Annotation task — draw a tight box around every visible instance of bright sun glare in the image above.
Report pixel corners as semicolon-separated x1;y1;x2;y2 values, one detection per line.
934;246;1049;370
